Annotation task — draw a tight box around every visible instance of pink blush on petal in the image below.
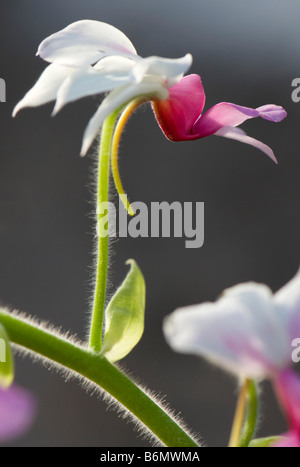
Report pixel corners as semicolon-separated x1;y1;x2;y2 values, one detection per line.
0;385;37;443
274;369;300;436
272;431;300;447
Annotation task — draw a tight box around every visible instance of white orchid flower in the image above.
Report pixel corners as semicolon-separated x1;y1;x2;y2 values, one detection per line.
163;269;300;447
13;20;192;156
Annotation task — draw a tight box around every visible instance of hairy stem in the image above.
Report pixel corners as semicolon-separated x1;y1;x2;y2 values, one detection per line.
0;309;198;447
89;111;119;352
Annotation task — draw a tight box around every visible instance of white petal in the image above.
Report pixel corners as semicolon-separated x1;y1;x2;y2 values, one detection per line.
163;282;289;378
93;55;138;73
37;20;137;67
214;126;278;163
12;64;73;116
274;268;300;342
80;80;169;156
52;62;133;115
130;54;193;85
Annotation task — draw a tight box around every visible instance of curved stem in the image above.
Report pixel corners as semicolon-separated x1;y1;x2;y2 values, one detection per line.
89;111;119;352
111;99;143;216
228;378;250;447
0;309;198;447
238;380;258;447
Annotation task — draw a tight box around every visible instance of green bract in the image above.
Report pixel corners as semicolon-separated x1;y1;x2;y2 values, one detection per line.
0;322;14;388
249;436;282;447
101;260;146;362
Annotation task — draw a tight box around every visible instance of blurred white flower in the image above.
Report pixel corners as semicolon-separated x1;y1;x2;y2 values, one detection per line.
163;268;300;446
164;270;300;378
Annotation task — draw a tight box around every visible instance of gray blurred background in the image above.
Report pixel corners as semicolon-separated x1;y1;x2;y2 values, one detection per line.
0;0;299;447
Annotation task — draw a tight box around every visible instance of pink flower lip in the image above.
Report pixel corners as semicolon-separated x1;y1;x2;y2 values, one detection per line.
153;74;287;162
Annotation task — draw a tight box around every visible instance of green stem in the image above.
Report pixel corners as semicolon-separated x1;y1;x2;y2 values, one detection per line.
238;380;258;447
0;309;198;447
89;111;119;352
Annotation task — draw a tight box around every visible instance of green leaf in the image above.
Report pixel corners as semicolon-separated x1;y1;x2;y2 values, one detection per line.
101;259;146;362
249;436;282;447
0;323;14;388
